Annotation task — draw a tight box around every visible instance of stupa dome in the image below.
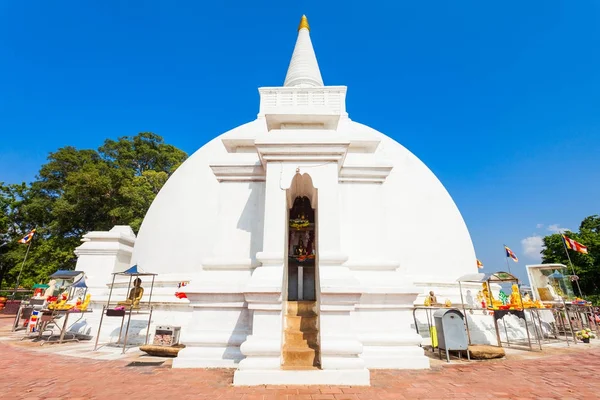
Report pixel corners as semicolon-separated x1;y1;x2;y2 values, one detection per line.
131;117;476;282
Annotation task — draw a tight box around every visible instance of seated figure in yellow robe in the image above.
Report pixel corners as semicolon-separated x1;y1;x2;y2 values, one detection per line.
509;284;523;308
482;282;503;309
425;291;438;306
118;278;144;308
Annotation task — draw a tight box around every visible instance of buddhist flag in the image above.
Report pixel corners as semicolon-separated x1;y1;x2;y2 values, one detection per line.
504;245;518;262
563;235;588;254
18;229;36;244
477;259;484;269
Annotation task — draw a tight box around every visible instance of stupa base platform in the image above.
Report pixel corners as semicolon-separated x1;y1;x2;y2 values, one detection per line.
233;368;370;386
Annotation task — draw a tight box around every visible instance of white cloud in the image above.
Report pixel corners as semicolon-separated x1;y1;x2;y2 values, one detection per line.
547;224;571;233
521;235;544;260
520;223;571;261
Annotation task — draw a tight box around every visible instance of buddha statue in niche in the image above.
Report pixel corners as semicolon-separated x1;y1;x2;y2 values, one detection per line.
118;278;144;308
295;238;306;256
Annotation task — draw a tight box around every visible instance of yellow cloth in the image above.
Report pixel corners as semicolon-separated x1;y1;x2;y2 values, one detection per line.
430;326;438;348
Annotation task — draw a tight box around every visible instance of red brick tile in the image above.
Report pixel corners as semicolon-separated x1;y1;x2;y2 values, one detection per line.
320;388;343;394
356;395;380;400
341;388;364;394
333;395;358;400
241;395;264;400
1;319;600;400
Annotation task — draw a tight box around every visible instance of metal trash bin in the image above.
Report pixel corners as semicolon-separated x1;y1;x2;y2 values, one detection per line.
434;308;470;362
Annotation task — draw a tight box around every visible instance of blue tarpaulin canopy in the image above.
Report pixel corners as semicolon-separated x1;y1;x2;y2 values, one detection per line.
49;270;82;279
70;276;88;288
549;270;565;280
113;264;157;276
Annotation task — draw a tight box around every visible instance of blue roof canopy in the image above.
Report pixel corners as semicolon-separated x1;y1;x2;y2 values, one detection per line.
70;276;88;288
113;264;157;276
50;270;83;279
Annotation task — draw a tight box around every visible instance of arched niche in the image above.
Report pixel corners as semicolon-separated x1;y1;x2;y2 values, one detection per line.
286;172;317;302
287;172;317;210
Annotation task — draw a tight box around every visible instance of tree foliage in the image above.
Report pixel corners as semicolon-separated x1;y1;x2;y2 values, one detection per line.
541;215;600;296
0;133;186;290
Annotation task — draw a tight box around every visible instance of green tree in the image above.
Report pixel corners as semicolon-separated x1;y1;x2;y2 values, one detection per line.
0;183;32;290
99;132;185;175
0;133;187;290
111;170;170;231
541;215;600;296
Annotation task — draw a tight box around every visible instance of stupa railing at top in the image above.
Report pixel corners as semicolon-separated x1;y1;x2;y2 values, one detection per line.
258;86;347;115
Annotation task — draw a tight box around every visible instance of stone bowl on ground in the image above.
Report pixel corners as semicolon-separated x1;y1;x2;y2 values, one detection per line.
139;344;185;357
468;344;506;360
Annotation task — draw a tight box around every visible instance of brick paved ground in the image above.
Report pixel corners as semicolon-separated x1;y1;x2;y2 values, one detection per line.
2;315;600;399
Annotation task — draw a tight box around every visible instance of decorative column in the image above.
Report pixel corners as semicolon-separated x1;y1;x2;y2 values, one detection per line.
338;164;428;370
72;225;136;340
174;177;259;368
234;162;286;380
311;163;369;383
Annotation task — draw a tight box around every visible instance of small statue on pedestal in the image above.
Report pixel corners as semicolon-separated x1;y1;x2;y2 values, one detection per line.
295;238;306;256
426;291;438;306
118;278;144;308
509;284;523;307
476;290;486;308
465;290;475;308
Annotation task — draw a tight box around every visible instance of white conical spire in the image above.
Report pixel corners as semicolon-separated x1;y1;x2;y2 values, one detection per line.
283;15;324;88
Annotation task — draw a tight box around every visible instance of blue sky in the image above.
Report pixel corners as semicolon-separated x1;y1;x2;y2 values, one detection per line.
1;1;599;282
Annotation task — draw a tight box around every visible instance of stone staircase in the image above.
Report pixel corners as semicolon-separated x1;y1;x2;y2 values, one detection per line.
282;301;320;369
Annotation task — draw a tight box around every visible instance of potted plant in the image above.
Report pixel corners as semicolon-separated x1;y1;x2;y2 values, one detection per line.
576;328;596;343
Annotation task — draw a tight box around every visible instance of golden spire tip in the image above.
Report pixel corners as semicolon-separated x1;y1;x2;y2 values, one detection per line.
298;15;310;32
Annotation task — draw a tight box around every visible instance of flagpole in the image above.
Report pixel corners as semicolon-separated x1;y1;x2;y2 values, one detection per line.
503;245;512;275
12;239;33;300
559;231;583;298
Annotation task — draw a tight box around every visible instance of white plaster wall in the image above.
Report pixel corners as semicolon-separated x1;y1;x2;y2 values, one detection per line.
131;120;267;274
211;181;265;264
339;119;475;285
339;183;385;261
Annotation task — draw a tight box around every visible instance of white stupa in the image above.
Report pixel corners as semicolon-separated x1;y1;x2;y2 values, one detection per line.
76;16;477;386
